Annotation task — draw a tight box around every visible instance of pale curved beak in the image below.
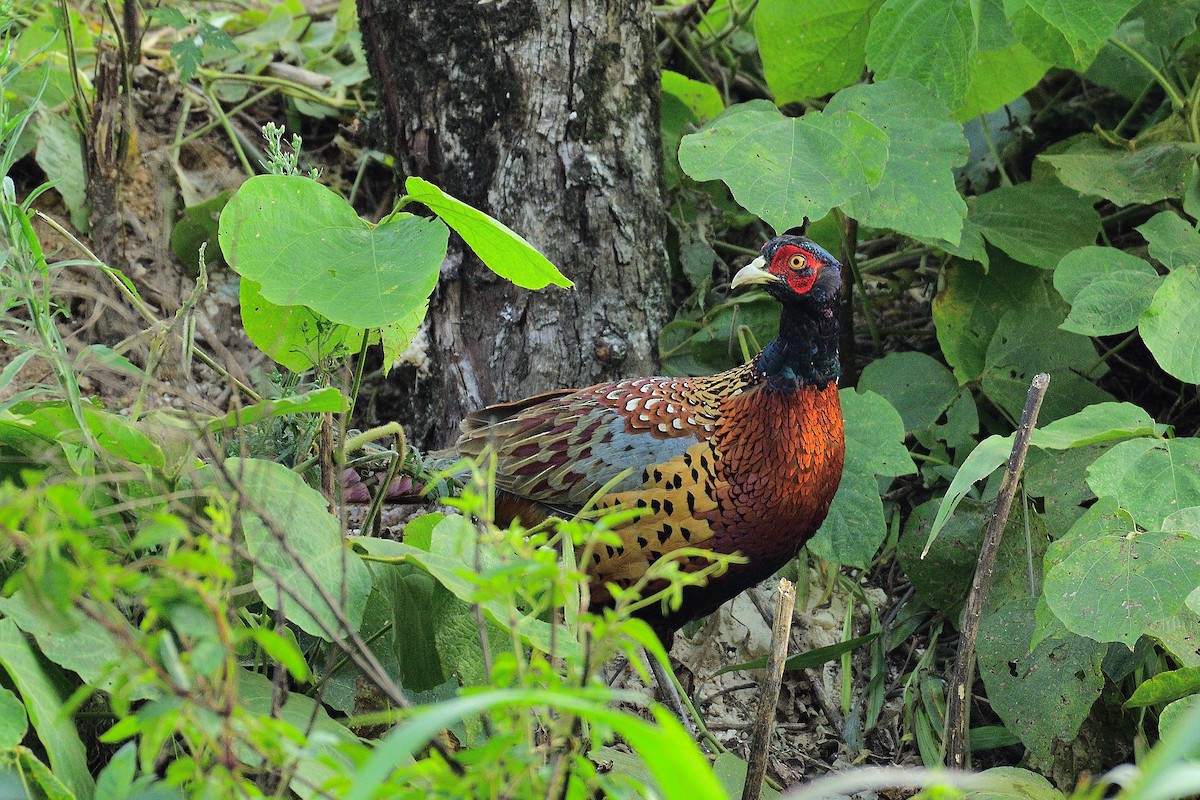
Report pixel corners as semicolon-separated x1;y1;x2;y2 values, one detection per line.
730;257;780;289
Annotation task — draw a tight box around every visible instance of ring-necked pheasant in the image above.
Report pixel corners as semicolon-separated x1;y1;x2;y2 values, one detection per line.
458;233;846;640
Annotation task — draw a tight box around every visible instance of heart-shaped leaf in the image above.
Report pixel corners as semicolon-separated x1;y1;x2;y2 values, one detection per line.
678;99;889;233
220;174;448;328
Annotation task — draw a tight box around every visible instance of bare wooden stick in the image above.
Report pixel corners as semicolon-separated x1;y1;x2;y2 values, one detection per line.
741;578;796;800
749;592;845;737
943;373;1050;769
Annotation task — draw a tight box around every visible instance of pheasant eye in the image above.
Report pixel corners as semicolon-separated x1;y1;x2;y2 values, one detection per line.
788;254;807;270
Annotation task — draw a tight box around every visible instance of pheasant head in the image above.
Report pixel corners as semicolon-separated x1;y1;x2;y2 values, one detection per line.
730;234;842;389
731;234;842;307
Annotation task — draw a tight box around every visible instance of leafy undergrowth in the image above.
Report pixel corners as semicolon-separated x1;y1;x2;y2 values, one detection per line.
2;0;1200;799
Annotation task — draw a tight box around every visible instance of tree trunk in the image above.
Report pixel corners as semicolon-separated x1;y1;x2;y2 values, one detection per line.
357;0;669;448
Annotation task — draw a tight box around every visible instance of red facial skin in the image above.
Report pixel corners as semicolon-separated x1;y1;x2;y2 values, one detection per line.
768;244;820;295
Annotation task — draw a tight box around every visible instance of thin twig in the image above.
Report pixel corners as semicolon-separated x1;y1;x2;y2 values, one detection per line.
977;113;1012;187
835;213;864;385
943;373;1049;769
741;578;796;800
644;650;696;737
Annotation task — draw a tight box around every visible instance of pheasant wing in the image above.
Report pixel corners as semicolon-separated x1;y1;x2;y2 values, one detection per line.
457;377;719;510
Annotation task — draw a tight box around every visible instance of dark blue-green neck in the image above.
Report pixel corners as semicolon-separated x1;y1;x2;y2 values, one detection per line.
758;302;840;391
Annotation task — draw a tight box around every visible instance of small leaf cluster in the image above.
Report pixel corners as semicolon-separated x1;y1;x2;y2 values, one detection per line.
218;135;570;374
0;191;720;798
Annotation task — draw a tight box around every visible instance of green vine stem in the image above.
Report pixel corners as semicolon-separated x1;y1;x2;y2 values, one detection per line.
1189;69;1200;144
292;422;404;475
1108;36;1186;112
977;113;1012;187
190;83;255;176
197;67;360;110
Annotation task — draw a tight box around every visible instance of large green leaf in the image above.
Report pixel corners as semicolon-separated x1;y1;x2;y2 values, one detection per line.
955;42;1049;121
11;402;166;470
1148;602;1200;667
858;351;960;433
966;767;1066;800
864;0;977;108
321;585;407;715
1084;19;1164;101
1022;0;1141;63
1137;0;1200;47
170;190;231;273
203;386;348;432
1088;438;1200;529
404;177;572;289
980;299;1112;423
220;174;449;328
1138;211;1200;271
0;687;26;749
1054;246;1162;336
934;215;990;267
662;85;704;192
1043;496;1131;570
0;748;77;800
376;306;429;375
899;498;1047;619
1040;139;1200;206
927;403;1157;549
1140;264;1200;383
1040;402;1159;449
810;389;916;567
1034;401;1161;448
662;73;725;190
431;588;509;705
662;71;724;121
1008;2;1079;69
34;110;87;230
236;668;359;799
1126;665;1200;707
1025;443;1114;534
373;564;449;692
0;619;94;800
711;752;781;799
226;457;372;640
755;0;880;103
827;79;970;242
352;522;581;661
978;597;1105;768
0;592;140;697
239;277;364;372
1159;696;1200;743
1044;531;1200;647
936;256;1113;419
953;1;1048;119
934;255;1042;382
931;252;1114;421
899;498;988;615
970;179;1101;269
677;99;889;232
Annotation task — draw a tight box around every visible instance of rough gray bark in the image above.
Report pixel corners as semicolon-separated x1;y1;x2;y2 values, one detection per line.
357;0;669;447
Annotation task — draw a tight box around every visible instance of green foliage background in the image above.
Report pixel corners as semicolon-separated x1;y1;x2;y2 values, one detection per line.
2;0;1200;798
